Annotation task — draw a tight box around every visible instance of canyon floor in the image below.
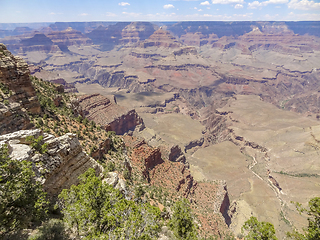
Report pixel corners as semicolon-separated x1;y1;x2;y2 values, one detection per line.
79;84;320;238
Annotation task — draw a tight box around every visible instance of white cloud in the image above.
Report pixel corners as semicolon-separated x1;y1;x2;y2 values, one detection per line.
198;8;203;11
235;3;244;8
79;13;88;16
288;0;320;10
204;14;213;17
211;0;244;4
267;0;288;3
248;0;288;8
194;7;198;9
248;1;266;8
119;2;130;6
164;4;175;9
279;11;320;20
200;1;211;5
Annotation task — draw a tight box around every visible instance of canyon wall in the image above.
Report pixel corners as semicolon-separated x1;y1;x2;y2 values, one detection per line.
77;94;144;135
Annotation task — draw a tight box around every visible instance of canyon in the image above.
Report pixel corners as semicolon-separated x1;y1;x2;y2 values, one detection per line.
1;21;320;238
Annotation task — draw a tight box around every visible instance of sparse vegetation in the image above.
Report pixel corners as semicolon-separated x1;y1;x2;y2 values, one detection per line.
29;76;104;156
0;82;10;95
278;171;320;178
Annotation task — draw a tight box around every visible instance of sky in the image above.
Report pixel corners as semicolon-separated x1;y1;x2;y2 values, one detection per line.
0;0;320;23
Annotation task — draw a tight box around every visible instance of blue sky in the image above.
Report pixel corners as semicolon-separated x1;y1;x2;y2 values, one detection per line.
0;0;319;23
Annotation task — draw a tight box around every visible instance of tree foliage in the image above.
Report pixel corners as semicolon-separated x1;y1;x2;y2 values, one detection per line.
26;135;48;154
28;219;69;240
242;216;278;240
168;198;198;240
0;145;48;236
287;197;320;240
58;168;162;239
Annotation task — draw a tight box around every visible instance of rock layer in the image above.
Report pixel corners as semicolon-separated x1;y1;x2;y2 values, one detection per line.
77;94;144;135
0;43;41;114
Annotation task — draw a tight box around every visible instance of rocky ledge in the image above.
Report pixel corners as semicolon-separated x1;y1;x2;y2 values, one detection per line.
0;129;102;196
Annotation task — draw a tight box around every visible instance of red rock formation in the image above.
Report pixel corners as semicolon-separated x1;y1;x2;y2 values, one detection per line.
77;94;144;135
129;142;163;181
123;135;229;237
90;137;111;160
140;29;182;48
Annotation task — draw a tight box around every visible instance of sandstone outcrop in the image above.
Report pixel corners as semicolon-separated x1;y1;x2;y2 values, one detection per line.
103;171;127;194
130;142;163;182
0;129;103;196
0;43;41;114
0;102;32;135
77;94;144;135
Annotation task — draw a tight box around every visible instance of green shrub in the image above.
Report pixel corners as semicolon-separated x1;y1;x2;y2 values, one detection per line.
123;167;131;180
287;197;320;240
28;219;69;240
0;145;48;237
26;135;48;154
105;161;115;172
58;168;161;239
3;99;9;106
242;216;277;240
169;198;198;240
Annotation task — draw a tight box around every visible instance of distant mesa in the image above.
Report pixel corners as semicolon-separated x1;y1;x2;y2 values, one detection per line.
139;29;182;48
20;33;53;46
46;27;92;47
85;22;158;48
49;21;116;33
120;22;158;44
86;22;131;45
